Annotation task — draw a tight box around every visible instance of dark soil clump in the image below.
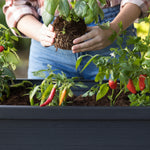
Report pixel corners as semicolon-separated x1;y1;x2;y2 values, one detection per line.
53;16;87;50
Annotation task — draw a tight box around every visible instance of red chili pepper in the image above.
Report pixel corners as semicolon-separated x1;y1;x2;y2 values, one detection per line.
59;88;67;106
139;74;147;91
40;84;57;107
109;79;117;89
127;79;136;94
0;46;4;52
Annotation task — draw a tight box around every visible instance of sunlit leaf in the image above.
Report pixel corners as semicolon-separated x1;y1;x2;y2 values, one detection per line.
96;83;109;101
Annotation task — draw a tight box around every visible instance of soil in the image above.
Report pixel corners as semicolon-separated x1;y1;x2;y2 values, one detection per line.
0;83;130;106
66;87;130;106
53;16;87;50
0;81;40;106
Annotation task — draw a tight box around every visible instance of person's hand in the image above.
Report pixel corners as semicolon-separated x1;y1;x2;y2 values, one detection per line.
39;24;56;47
72;26;114;53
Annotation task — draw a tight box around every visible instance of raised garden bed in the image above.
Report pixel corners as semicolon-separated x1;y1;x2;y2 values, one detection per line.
0;79;150;150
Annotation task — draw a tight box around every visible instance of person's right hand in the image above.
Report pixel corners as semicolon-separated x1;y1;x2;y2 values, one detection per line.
39;24;56;47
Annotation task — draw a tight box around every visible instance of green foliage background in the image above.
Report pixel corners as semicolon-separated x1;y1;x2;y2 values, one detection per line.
0;0;31;51
0;0;30;78
0;1;6;26
135;22;149;38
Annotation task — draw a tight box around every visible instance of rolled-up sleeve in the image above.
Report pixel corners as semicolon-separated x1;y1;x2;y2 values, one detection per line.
3;0;39;30
121;0;150;18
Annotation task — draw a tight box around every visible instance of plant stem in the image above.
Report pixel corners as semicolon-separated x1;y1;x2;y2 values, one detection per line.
110;89;114;106
113;88;124;105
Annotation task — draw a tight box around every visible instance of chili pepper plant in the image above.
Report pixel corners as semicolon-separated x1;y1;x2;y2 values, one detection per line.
76;17;150;106
0;24;20;101
29;64;87;106
42;0;106;50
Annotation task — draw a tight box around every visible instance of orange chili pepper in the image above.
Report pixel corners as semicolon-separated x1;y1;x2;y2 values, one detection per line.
59;88;67;106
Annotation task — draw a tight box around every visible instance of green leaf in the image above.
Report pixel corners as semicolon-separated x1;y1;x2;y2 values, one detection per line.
75;82;88;88
74;1;88;18
88;0;104;22
42;0;59;26
98;7;104;20
11;27;21;36
88;0;97;14
119;71;128;85
76;54;90;70
29;85;40;106
42;10;54;26
98;0;106;7
84;9;94;24
10;36;18;41
0;24;8;30
81;54;99;72
45;0;59;15
10;48;20;61
3;67;16;79
68;89;73;97
96;83;109;101
95;72;105;82
5;52;19;66
109;31;117;42
105;69;110;80
32;70;46;78
99;21;110;30
116;36;123;47
82;89;96;97
5;30;10;41
118;21;123;31
58;0;70;18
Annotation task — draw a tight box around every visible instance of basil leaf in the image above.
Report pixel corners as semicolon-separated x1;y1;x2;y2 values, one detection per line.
42;11;54;26
58;0;70;18
42;0;59;26
74;1;88;18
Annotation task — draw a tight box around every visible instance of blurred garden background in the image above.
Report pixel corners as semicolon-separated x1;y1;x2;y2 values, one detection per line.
0;0;149;78
0;0;31;78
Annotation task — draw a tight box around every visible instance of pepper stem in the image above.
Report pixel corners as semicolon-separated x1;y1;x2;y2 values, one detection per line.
109;89;114;106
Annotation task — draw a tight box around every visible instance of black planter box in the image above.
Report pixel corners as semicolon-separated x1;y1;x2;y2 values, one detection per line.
0;79;150;150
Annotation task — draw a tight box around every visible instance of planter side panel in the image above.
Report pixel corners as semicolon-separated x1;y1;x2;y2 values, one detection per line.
0;119;150;150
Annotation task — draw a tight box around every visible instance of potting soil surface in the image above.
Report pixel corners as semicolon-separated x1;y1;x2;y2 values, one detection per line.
1;84;130;106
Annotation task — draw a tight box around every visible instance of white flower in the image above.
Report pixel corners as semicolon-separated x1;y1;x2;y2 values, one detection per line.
110;52;115;57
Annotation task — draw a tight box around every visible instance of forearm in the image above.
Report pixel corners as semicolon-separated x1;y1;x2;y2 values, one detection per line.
110;3;141;33
17;15;42;41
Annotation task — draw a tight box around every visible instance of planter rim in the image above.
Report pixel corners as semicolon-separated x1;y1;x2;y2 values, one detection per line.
4;79;150;120
0;105;150;120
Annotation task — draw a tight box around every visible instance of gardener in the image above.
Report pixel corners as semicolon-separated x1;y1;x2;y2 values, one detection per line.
3;0;150;79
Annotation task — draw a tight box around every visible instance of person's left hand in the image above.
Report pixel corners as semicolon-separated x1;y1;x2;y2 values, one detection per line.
72;26;114;53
